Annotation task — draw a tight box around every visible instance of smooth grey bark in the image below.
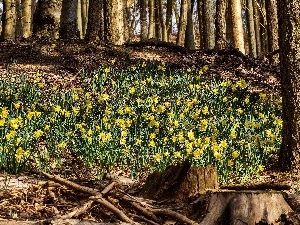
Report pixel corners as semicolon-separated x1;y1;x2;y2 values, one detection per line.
60;0;79;39
184;0;195;50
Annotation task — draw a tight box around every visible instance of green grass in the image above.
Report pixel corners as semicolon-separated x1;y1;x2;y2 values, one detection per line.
0;62;282;184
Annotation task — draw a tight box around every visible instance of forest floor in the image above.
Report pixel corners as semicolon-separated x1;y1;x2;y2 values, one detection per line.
0;39;298;225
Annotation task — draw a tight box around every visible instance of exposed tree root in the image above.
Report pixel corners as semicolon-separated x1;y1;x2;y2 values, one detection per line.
41;171;199;225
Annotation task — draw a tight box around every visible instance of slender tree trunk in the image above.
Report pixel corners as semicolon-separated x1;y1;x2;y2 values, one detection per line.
85;0;101;41
184;0;195;50
123;0;130;41
77;0;83;38
278;0;300;173
60;0;79;39
203;0;215;49
266;0;278;53
15;0;22;38
154;0;161;40
246;0;257;56
166;0;173;40
139;0;147;40
148;0;155;39
226;0;233;44
197;0;204;48
259;0;267;54
33;0;62;39
253;0;261;56
215;0;227;49
81;0;88;37
156;0;167;41
21;0;32;38
176;0;188;46
230;0;245;53
1;0;17;41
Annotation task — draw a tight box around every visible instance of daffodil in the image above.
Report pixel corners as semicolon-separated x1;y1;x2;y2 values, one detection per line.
174;151;182;158
13;101;21;109
34;130;43;138
228;160;234;167
148;140;156;148
154;153;162;161
1;107;9;118
232;151;240;158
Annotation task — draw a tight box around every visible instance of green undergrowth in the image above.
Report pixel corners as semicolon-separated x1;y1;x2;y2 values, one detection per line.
0;62;282;184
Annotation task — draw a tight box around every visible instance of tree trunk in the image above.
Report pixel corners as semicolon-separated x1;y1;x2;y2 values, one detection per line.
230;0;245;53
259;0;268;54
215;0;227;49
106;0;126;45
122;0;130;41
81;0;88;37
253;0;261;56
184;0;195;50
176;0;188;46
196;0;204;48
203;0;215;49
148;0;155;39
156;0;167;41
173;0;179;27
278;0;300;173
15;0;22;38
199;191;292;224
246;0;257;57
21;0;32;38
139;0;147;41
77;0;83;38
1;0;17;41
85;0;101;41
32;0;62;39
225;0;233;44
266;0;278;62
165;0;173;40
60;0;79;39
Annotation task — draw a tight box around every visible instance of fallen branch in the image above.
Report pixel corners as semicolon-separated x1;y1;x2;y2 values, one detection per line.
121;195;161;224
151;208;199;225
60;199;94;219
41;172;134;224
101;181;117;195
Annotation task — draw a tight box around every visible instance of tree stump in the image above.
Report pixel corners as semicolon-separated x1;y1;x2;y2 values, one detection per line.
140;161;219;201
198;190;292;225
